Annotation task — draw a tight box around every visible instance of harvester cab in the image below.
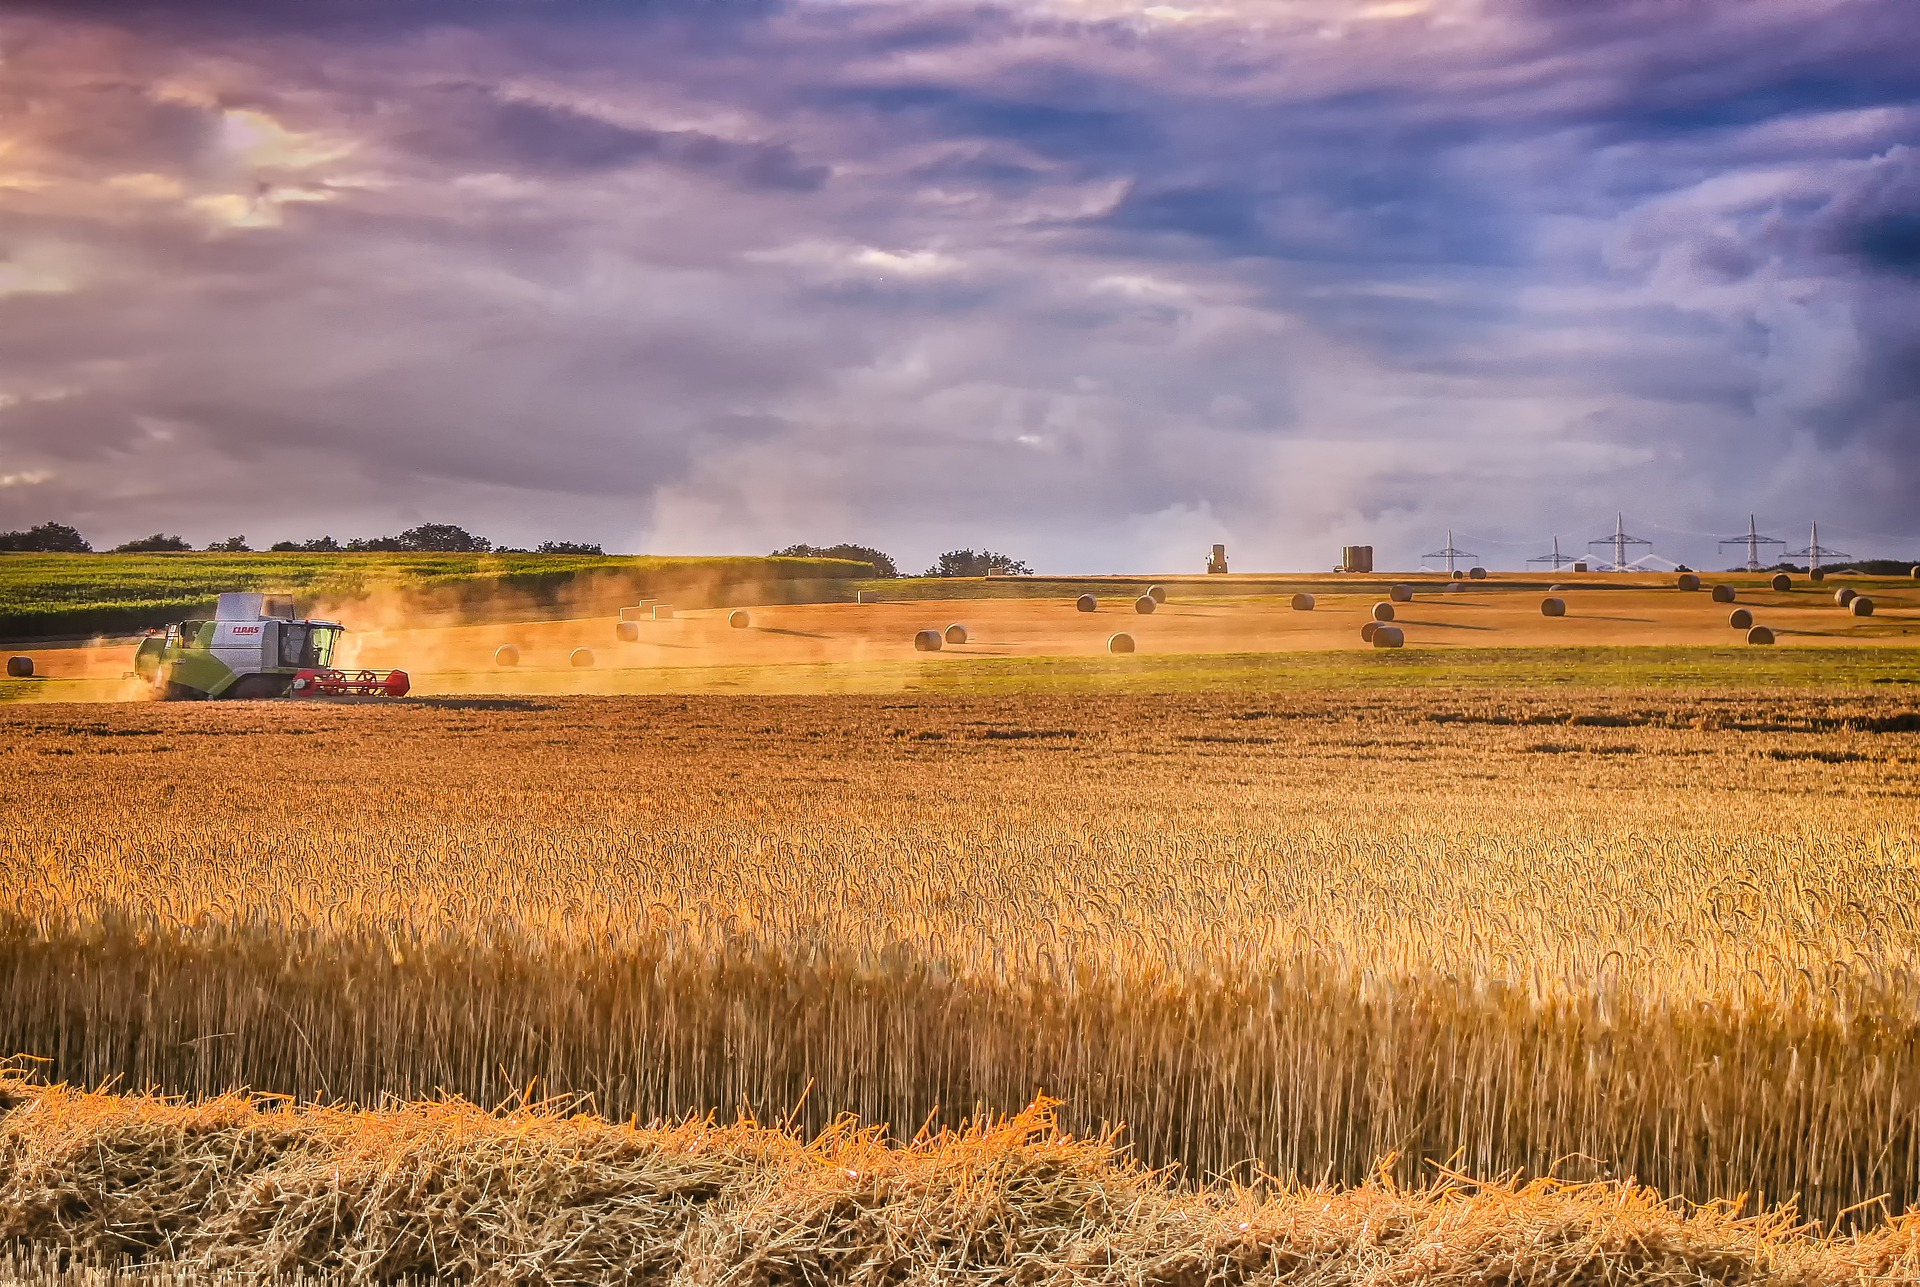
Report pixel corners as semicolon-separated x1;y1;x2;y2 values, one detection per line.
134;592;409;700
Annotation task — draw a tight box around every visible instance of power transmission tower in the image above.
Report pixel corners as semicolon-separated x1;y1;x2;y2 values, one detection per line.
1587;513;1652;572
1718;515;1785;572
1528;535;1577;570
1421;529;1478;576
1786;521;1850;576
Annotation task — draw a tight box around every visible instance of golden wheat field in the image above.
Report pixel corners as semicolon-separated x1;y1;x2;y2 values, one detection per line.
4;678;1920;1283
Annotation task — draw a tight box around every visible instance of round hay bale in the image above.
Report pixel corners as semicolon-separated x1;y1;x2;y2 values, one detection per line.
1911;566;1920;580
616;621;640;642
1747;625;1775;645
1107;632;1135;654
569;648;595;668
943;623;968;644
1452;570;1465;580
1549;584;1566;592
1468;567;1488;580
1075;594;1097;613
1134;595;1157;615
1676;572;1701;591
729;610;750;629
1291;592;1315;610
1360;621;1381;642
1146;584;1167;603
1851;596;1875;617
1541;597;1566;617
1728;608;1753;629
1444;581;1465;593
1835;587;1856;606
1371;624;1405;649
6;656;33;679
1372;602;1396;622
493;645;519;668
913;629;943;652
1770;573;1792;592
1389;584;1414;603
1710;584;1735;603
1810;568;1825;582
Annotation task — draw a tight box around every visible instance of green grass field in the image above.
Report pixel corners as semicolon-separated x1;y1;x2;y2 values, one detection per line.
0;552;872;640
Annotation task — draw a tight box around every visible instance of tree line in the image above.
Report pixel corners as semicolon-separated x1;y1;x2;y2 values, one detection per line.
0;522;601;556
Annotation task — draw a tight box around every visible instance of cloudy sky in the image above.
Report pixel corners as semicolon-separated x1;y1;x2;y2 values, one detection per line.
1;0;1916;572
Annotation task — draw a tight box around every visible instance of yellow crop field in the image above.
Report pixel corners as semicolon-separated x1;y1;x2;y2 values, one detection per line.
4;680;1919;1283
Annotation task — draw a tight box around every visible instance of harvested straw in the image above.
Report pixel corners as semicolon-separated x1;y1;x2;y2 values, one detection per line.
1076;594;1098;613
1835;588;1857;607
729;610;750;629
1389;584;1414;603
1711;585;1736;603
1146;585;1167;603
1107;633;1135;653
1852;597;1875;617
1729;608;1754;629
616;621;640;643
944;624;968;644
1541;598;1566;617
1677;573;1701;591
1291;593;1315;610
1747;625;1776;645
1134;596;1157;615
1371;624;1405;648
913;630;943;652
569;648;594;668
1372;603;1395;622
1772;574;1792;592
5;656;32;679
492;645;519;668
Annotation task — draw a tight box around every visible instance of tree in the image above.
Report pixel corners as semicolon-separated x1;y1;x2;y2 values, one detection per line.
772;543;899;578
923;548;1030;577
0;522;91;553
205;535;252;552
346;524;492;553
110;534;191;553
269;536;343;552
536;540;605;555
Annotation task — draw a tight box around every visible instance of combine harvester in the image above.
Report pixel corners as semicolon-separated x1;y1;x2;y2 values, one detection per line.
133;593;409;700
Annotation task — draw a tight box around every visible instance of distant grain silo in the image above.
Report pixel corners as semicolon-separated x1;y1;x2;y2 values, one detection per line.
1729;608;1753;629
1571;562;1588;573
1541;597;1566;617
1372;602;1395;622
1389;584;1414;603
1835;588;1857;607
1747;625;1775;645
1134;595;1157;615
1291;593;1315;610
493;645;519;668
1371;624;1405;648
1341;545;1374;574
729;610;750;629
944;624;968;643
1469;567;1488;579
616;621;640;642
1108;633;1136;653
1771;573;1792;592
1711;585;1736;603
1206;544;1229;574
7;656;33;678
570;648;595;668
914;629;943;652
1146;585;1168;603
1076;594;1098;613
1676;573;1701;591
1852;597;1875;617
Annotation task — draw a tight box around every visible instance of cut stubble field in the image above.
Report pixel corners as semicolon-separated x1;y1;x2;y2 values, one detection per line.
4;676;1920;1281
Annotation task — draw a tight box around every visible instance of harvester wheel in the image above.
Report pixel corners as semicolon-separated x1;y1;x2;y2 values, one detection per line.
162;682;205;701
226;675;289;699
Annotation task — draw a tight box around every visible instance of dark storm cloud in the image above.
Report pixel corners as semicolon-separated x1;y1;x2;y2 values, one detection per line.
4;0;1920;563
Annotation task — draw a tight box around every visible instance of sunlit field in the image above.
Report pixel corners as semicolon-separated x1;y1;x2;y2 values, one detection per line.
5;677;1919;1280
